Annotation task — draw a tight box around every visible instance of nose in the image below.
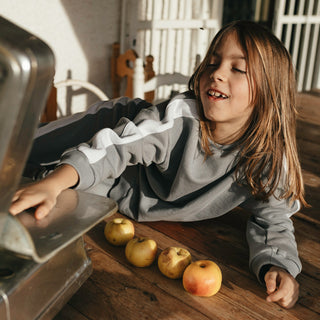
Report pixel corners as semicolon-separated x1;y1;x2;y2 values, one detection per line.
209;65;226;82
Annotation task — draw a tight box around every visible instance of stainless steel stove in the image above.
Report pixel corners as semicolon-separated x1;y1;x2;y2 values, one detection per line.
0;17;117;319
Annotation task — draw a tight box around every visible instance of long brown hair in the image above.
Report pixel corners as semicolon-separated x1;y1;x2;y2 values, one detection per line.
189;20;307;206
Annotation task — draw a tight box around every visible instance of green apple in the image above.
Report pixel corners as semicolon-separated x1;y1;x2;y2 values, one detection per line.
125;237;157;267
104;218;135;246
158;247;192;279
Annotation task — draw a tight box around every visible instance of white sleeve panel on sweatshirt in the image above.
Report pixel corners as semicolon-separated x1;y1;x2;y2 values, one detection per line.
60;94;198;190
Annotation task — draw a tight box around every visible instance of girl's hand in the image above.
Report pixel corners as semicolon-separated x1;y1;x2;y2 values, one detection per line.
265;266;299;309
9;164;79;220
10;181;61;220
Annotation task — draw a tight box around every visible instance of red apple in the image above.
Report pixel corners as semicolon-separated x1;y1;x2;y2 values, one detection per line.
182;260;222;297
104;218;135;246
125;237;158;267
158;247;192;279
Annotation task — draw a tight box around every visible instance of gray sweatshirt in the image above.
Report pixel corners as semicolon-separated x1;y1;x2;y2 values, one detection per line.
33;92;301;282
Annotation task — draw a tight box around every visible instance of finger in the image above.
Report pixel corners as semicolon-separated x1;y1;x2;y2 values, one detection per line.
268;290;298;309
34;204;52;220
9;193;43;215
34;197;57;220
281;293;299;309
265;271;278;294
9;200;28;215
273;280;299;309
266;287;286;303
266;276;294;303
11;189;24;203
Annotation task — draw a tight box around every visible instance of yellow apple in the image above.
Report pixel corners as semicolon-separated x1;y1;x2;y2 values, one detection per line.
125;237;158;267
158;247;192;279
182;260;222;297
104;218;135;246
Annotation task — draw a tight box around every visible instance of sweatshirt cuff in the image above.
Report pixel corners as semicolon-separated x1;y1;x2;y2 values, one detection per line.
252;253;301;284
259;264;273;284
59;149;95;190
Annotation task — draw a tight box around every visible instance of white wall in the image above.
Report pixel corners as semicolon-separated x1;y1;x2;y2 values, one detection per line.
1;0;121;115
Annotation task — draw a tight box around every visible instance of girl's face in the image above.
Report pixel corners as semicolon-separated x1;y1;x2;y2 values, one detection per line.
199;32;253;139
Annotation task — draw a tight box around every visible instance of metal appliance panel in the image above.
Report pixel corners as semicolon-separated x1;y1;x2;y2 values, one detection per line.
0;16;55;213
0;17;118;319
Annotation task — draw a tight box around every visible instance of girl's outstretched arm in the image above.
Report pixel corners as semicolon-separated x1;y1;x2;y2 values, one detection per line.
9;164;79;220
265;266;300;309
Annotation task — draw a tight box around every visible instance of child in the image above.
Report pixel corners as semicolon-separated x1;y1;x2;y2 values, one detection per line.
10;21;305;309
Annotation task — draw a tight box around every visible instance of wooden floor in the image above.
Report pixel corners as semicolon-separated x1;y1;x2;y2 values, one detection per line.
54;92;320;320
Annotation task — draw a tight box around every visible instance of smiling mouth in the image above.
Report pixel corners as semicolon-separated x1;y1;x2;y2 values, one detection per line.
207;89;228;99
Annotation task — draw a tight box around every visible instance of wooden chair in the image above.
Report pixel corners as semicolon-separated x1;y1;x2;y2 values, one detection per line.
133;58;189;103
41;80;109;122
111;43;138;99
41;82;58;123
111;43;156;102
111;42;189;104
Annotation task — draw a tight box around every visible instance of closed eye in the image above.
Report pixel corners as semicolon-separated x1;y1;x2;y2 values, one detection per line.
232;67;247;74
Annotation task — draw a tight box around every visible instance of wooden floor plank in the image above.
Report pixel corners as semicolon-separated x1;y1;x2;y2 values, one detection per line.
296;273;320;314
66;247;213;320
81;218;318;320
54;304;88;320
146;218;320;316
